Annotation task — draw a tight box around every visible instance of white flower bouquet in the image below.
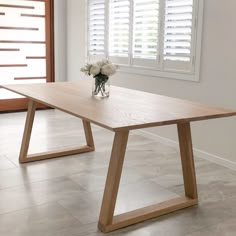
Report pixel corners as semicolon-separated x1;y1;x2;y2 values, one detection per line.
80;59;118;98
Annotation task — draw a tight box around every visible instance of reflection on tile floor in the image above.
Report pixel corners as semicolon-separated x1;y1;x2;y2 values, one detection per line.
0;110;236;236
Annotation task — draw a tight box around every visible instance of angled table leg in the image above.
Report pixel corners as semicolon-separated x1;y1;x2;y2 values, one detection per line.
98;122;198;233
83;120;95;150
98;130;129;231
19;99;95;163
19;99;36;163
177;122;198;199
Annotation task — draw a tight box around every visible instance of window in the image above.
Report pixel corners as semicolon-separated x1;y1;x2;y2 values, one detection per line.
87;0;204;81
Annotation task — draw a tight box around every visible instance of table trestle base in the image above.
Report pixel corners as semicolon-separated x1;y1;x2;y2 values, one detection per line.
19;99;95;163
98;122;198;233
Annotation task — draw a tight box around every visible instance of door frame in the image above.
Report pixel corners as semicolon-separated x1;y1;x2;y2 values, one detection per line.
0;0;55;112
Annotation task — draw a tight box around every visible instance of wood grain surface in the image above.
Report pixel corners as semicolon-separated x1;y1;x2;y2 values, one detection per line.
2;80;236;131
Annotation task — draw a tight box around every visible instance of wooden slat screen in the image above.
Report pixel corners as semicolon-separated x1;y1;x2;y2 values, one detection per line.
0;0;54;111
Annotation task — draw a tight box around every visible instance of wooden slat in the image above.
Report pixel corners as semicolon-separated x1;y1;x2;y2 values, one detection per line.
0;26;38;31
0;4;34;9
0;40;45;44
0;64;27;67
21;13;45;18
0;48;20;51
23;0;45;2
14;76;46;80
26;56;46;59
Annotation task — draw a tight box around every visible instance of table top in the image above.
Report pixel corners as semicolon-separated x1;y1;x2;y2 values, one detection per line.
3;80;236;131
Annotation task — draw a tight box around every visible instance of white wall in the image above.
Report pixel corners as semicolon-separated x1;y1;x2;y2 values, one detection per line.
54;0;67;82
67;0;86;81
66;0;236;165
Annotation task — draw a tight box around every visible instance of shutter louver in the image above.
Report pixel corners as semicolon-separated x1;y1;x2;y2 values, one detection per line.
133;0;159;59
164;0;193;62
109;0;130;57
88;0;105;56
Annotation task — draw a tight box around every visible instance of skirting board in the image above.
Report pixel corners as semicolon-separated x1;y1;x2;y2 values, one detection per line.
135;130;236;171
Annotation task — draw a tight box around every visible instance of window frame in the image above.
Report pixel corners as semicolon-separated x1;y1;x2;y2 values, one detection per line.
86;0;204;82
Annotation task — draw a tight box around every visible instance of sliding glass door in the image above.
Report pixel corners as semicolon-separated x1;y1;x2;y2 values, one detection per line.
0;0;54;112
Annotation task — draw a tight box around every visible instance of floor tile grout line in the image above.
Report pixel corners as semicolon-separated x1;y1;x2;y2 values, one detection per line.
0;154;162;192
4;155;19;168
0;200;58;217
56;200;93;225
67;174;182;203
0;175;87;192
184;224;213;236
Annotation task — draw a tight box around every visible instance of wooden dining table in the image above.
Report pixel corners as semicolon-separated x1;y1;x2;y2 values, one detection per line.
2;80;236;233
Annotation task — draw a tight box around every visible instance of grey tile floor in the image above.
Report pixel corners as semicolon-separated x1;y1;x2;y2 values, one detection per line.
0;109;236;236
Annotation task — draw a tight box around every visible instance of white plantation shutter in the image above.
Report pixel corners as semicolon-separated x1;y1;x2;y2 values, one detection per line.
163;0;194;71
133;0;159;59
132;0;160;67
109;0;130;64
87;0;203;78
88;0;106;59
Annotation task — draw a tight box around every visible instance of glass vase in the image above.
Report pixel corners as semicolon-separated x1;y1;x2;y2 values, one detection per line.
92;75;110;99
